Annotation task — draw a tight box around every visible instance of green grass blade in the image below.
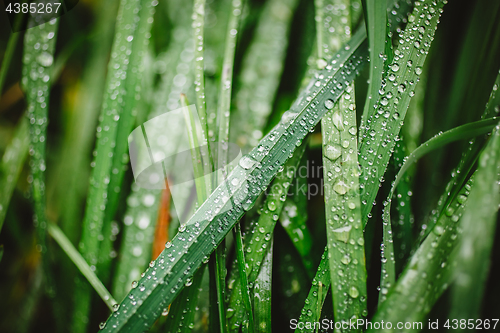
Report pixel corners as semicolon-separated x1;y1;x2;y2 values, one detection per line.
316;0;367;324
231;0;299;151
294;248;331;333
48;0;119;245
359;0;388;135
0;14;23;96
368;177;473;332
100;24;369;333
254;240;273;333
0;117;29;230
379;116;499;302
48;223;116;311
233;222;255;333
279;179;314;277
74;0;156;330
226;139;307;332
215;0;243;174
359;0;447;225
22;14;59;291
112;3;194;300
163;94;213;333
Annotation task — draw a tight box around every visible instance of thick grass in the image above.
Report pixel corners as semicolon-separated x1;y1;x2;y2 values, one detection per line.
0;0;500;332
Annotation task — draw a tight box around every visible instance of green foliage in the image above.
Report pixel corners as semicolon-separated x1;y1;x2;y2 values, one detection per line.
1;0;500;332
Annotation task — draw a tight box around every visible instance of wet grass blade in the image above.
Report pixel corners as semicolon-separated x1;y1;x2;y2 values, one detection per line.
0;13;23;96
0;117;29;230
226;139;307;332
317;0;367;323
358;0;447;225
359;0;388;134
231;0;299;151
279;178;314;277
449;119;500;322
294;248;330;333
368;177;473;332
254;240;273;333
48;223;116;310
73;0;156;330
379;116;499;302
100;23;369;333
22;14;59;291
112;5;194;300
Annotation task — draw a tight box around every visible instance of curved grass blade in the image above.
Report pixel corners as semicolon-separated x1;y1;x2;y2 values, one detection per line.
0;13;23;97
368;179;473;332
358;0;447;225
231;0;299;151
22;14;59;292
100;27;370;332
226;138;307;332
449;122;500;326
73;0;157;330
254;240;273;333
0;117;29;230
294;248;330;333
48;223;116;310
316;0;367;324
378;116;499;302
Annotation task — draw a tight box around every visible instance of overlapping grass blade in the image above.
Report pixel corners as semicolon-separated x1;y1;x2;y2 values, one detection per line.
0;117;29;230
112;0;194;300
47;0;119;245
22;12;59;281
226;139;307;331
100;27;369;332
279;176;314;277
316;0;367;324
230;0;299;151
294;248;330;333
379;116;499;302
0;13;23;97
368;176;473;332
254;241;273;333
164;94;212;333
358;0;447;224
73;0;156;330
359;0;388;134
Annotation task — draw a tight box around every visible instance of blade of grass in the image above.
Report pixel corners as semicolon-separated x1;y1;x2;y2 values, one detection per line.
316;0;367;324
359;0;388;136
226;138;307;332
22;14;59;296
0;117;29;230
279;177;314;277
449;122;500;327
163;94;213;333
368;176;473;332
112;7;194;300
294;247;330;333
47;0;119;245
48;223;116;311
73;0;157;330
231;0;299;151
212;0;244;330
358;0;447;226
100;22;370;333
378;116;499;302
0;13;23;97
254;240;273;333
